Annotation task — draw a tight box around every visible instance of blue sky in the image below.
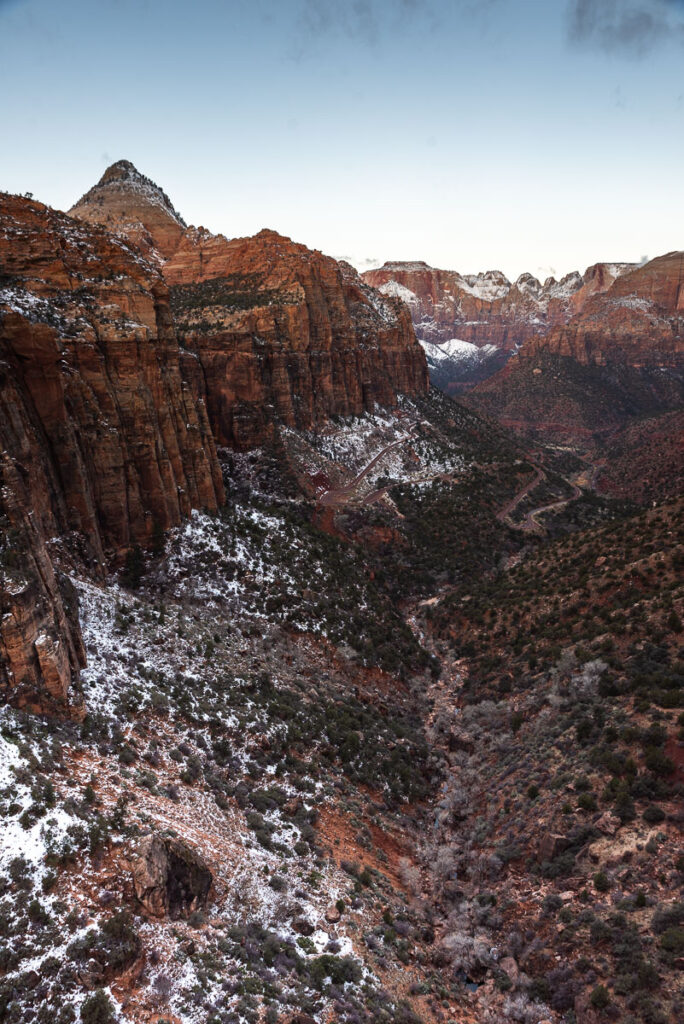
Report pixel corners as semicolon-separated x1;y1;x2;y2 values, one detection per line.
1;0;683;279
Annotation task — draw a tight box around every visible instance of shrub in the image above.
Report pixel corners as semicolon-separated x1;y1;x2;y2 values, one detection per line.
121;545;144;589
651;902;684;934
81;990;114;1024
660;927;684;953
594;871;610;892
590;984;610;1010
642;804;665;824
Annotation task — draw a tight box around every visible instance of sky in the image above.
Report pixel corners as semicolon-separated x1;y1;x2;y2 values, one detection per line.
0;0;683;280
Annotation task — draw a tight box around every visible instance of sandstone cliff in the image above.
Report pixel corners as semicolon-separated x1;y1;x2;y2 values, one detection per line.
165;230;429;448
464;252;684;445
362;259;634;352
0;195;223;709
69;162;429;449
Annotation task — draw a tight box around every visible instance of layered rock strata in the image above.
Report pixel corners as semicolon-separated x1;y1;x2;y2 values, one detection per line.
363;260;635;351
465;252;684;444
0;194;223;708
164;230;429;448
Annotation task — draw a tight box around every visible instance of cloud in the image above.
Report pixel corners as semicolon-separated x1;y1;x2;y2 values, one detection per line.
568;0;684;55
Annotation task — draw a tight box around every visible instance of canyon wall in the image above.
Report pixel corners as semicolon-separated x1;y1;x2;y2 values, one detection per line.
165;230;429;448
464;252;684;443
0;195;223;709
362;260;634;351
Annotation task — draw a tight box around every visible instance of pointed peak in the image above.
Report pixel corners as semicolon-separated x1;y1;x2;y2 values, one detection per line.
98;159;146;186
71;160;186;229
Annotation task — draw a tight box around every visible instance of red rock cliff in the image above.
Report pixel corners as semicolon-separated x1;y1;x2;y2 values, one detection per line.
464;252;684;443
69;163;429;449
362;260;634;351
0;195;224;710
165;230;429;448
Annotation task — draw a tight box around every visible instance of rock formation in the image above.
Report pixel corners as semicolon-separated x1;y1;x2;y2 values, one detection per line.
363;259;634;351
131;834;212;919
464;252;684;446
0;194;223;709
69;162;430;449
69;159;187;262
165;230;429;448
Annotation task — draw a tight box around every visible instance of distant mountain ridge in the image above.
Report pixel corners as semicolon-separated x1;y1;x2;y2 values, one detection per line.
363;259;635;392
464;250;684;459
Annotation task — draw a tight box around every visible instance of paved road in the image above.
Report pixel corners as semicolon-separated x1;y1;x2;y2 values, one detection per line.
318;424;418;508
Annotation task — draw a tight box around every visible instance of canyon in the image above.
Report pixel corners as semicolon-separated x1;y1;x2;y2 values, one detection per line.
465;251;684;450
1;163;428;710
362;259;634;392
0;166;682;1024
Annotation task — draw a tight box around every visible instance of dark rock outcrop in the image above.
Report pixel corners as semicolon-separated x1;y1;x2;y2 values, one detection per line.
131;834;212;919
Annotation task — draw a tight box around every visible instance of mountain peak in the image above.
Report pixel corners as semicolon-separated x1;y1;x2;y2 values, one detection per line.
69;160;187;260
99;158;140;182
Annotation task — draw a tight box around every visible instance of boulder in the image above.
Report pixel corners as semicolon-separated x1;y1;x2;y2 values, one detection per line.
292;918;315;936
595;812;621;837
537;833;568;863
131;834;212;919
499;956;519;984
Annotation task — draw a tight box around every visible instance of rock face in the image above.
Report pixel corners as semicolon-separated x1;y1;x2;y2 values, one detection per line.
69;159;187;262
131;834;212;919
465;252;684;446
363;259;633;349
363;260;634;392
0;195;224;709
69;162;429;449
165;230;429;448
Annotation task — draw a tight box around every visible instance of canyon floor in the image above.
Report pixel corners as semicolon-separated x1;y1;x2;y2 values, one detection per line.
1;389;682;1024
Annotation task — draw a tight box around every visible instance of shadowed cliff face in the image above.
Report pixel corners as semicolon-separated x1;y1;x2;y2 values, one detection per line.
464;251;684;446
0;195;224;709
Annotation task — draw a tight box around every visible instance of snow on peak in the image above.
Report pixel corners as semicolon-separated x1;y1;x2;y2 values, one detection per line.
455;271;511;302
378;279;419;304
73;160;187;227
420;337;499;365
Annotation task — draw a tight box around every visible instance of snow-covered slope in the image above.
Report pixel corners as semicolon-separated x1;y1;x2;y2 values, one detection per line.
420;338;511;393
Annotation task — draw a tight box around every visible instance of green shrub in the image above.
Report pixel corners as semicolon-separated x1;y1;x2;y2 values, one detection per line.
660;927;684;953
81;990;114;1024
594;871;610;892
590;984;610;1010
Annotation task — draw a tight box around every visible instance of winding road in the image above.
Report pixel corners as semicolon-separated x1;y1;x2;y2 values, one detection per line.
497;462;592;533
318;424;419;508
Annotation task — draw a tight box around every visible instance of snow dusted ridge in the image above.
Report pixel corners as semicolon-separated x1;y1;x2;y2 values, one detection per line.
420;338;499;367
377;279;420;306
376;261;637;311
71;159;187;227
419;338;511;390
